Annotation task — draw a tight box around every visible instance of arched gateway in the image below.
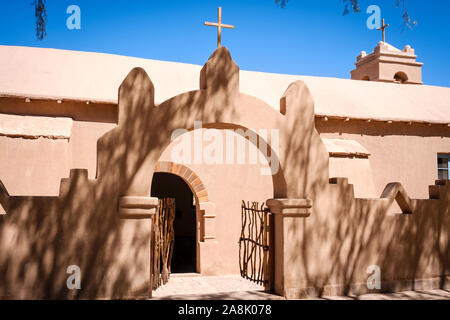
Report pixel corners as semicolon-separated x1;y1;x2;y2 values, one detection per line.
108;47;329;296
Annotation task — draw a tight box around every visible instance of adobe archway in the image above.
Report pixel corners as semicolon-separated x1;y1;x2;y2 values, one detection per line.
98;46;330;295
152;161;215;274
155;161;215;238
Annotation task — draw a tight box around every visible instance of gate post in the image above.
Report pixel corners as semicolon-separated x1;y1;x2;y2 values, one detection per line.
119;196;159;298
266;198;312;299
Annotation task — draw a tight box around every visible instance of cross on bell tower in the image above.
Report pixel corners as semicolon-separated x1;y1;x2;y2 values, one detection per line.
378;18;389;43
204;7;235;48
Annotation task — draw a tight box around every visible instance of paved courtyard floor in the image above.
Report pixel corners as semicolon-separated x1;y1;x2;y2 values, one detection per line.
150;274;450;300
151;274;282;300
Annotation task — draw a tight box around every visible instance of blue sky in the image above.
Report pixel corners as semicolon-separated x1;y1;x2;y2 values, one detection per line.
1;0;449;87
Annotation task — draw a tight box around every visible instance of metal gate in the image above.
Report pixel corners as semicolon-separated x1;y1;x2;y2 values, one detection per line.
239;201;272;291
151;198;175;291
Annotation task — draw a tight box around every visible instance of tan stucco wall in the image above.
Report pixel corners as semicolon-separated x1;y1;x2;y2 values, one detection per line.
0;136;70;196
328;156;377;198
280;178;449;298
0;181;152;299
0;97;117;123
316;119;450;200
3;111;446;201
378;62;422;84
350;61;380;82
0;116;115;196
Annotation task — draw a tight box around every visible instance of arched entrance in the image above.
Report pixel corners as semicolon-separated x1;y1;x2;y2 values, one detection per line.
150;161;214;276
107;48;329;298
151;172;197;273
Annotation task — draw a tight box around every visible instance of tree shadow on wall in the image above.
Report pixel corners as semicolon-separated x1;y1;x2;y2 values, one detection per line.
284;164;450;297
274;81;449;298
0;47;276;299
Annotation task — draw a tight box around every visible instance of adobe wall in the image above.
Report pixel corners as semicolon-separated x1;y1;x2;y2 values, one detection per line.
327;156;376;198
0;169;152;299
350;62;379;82
0;78;150;299
0;114;115;196
281;178;450;298
378;63;422;84
0;70;150;299
316;119;450;199
0;97;117;123
269;81;450;298
5;114;446;201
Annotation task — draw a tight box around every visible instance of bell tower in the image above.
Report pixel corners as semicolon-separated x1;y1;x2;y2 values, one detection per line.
351;41;423;84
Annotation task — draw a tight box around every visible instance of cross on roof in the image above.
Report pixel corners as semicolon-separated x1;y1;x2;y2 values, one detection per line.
378;18;389;43
204;7;235;48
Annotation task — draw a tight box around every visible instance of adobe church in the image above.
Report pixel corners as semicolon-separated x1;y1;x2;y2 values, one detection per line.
0;13;449;299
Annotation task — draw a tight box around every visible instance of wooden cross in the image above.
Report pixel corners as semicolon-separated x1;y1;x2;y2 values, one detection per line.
204;7;235;48
377;18;389;43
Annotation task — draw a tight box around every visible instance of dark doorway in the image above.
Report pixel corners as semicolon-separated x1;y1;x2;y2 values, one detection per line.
151;172;197;273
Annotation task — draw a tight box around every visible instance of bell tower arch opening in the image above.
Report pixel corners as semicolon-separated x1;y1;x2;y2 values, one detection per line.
394;71;408;84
